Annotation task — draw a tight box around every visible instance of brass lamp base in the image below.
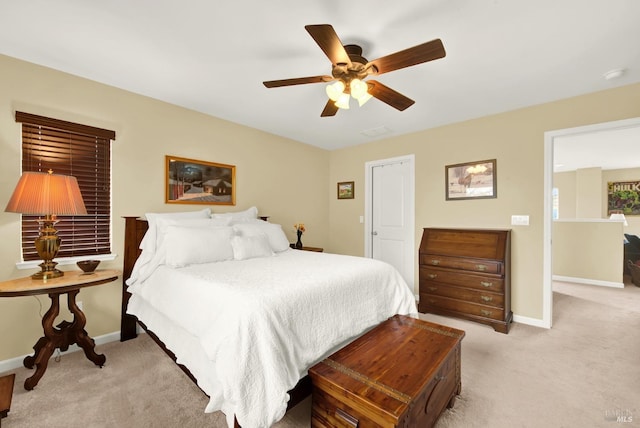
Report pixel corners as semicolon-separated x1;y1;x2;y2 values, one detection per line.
33;216;64;280
32;263;64;280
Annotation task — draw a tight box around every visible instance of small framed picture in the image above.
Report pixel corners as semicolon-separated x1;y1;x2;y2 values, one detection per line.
165;155;236;205
445;159;497;200
337;181;355;199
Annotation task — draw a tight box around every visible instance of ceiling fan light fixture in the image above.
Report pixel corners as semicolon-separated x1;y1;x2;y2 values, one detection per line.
326;81;345;101
356;92;372;107
350;79;368;99
335;93;350;109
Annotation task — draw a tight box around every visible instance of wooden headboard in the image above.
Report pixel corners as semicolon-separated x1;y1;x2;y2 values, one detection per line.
120;216;149;342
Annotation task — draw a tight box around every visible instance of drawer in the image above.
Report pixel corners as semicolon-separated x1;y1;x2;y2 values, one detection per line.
422;294;505;321
420;267;504;292
311;388;380;427
420;254;503;274
420;283;504;308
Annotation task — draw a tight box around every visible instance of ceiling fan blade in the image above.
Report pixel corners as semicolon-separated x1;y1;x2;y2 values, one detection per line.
305;24;352;66
368;39;445;75
367;80;415;111
320;100;339;117
263;75;333;88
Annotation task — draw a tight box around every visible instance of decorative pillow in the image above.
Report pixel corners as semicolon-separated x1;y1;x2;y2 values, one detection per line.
211;206;258;223
163;225;234;267
230;234;274;260
233;221;290;252
140;208;211;254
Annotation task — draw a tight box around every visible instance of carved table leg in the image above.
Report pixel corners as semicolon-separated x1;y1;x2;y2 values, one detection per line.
22;290;106;390
23;293;61;390
67;290;106;367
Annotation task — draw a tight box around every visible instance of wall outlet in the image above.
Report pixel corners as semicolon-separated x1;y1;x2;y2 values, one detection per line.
511;215;530;226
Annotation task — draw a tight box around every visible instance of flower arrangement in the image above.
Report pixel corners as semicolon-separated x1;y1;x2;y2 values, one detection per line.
293;223;305;249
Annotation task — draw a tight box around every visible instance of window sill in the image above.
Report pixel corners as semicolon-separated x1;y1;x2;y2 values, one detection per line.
15;253;117;270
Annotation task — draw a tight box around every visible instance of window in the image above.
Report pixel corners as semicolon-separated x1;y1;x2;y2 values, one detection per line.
15;112;115;261
552;187;559;220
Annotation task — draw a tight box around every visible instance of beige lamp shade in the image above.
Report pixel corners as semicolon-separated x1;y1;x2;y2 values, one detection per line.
5;171;87;279
5;171;87;216
609;212;628;226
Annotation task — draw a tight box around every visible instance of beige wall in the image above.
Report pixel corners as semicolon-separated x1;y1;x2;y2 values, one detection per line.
575;167;602;218
552;220;624;285
328;83;640;322
1;52;640;362
0;54;330;361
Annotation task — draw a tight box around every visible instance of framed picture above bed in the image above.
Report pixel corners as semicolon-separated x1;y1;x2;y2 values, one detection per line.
165;155;236;205
445;159;497;201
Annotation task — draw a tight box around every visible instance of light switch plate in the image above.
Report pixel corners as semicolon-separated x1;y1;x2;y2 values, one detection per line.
511;215;530;226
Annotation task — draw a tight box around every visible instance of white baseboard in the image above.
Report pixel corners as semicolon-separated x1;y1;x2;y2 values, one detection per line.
513;314;550;329
553;275;624;289
0;330;120;374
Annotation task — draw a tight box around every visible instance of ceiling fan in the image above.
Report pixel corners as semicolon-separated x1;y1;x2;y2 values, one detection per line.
263;24;446;117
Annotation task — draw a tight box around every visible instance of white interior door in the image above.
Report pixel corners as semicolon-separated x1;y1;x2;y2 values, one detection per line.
365;155;415;291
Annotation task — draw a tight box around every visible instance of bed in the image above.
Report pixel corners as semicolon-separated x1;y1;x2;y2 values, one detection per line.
120;208;417;428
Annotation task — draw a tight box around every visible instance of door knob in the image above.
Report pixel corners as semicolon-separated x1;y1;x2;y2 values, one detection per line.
372;231;378;236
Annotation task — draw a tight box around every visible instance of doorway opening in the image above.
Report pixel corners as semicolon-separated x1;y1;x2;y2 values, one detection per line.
544;117;640;328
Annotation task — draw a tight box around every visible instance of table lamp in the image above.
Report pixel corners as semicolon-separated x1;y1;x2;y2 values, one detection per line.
5;170;87;280
609;211;628;226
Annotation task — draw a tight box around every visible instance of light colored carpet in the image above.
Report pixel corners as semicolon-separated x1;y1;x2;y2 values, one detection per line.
2;280;639;428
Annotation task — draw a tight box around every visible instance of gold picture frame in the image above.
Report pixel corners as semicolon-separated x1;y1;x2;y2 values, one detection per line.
165;155;236;205
337;181;355;199
445;159;497;200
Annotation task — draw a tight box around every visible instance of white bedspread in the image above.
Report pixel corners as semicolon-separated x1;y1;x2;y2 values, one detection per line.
127;249;416;428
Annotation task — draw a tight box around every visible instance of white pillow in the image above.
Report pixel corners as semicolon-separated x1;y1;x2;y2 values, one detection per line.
155;217;232;251
211;206;258;223
140;208;211;254
163;225;234;267
233;222;290;253
230;234;274;260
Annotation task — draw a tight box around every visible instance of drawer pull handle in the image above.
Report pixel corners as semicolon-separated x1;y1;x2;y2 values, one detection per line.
428;274;438;279
335;408;359;427
480;295;493;302
476;264;487;271
480;281;494;288
428;286;437;291
480;309;493;316
430;259;440;265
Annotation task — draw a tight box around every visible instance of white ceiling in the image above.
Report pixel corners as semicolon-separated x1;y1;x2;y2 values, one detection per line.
554;126;640;173
0;0;639;152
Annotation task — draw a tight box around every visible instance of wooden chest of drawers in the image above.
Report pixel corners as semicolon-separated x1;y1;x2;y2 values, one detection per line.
418;228;512;334
309;315;465;428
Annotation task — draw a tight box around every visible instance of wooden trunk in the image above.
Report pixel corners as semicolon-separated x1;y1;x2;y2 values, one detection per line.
0;373;15;420
309;315;464;428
